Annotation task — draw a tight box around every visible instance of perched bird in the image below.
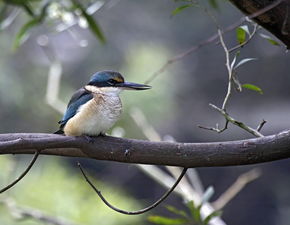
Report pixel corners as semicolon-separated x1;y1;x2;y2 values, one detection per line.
55;71;151;136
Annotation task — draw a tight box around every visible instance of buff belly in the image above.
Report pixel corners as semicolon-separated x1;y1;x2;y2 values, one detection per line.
64;96;122;136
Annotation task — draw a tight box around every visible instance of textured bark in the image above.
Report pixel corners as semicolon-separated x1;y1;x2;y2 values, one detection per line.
1;130;290;167
229;0;290;48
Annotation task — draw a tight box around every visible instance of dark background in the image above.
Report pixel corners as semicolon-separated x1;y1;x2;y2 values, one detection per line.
0;0;290;224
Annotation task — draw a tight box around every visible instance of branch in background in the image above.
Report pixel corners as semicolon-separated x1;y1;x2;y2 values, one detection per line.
0;198;80;225
145;0;283;84
78;162;187;215
0;151;40;194
212;168;261;210
129;107;260;224
129;107;225;224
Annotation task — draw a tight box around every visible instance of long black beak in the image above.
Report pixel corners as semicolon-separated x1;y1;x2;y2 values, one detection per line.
116;82;151;90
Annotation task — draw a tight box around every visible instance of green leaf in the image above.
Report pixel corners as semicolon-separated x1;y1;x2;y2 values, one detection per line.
203;210;223;225
165;205;188;218
148;216;188;225
13;18;39;49
72;0;105;44
193;204;202;223
242;84;263;94
171;4;193;16
3;0;39;17
186;201;195;218
259;33;280;46
13;2;50;49
187;201;202;223
236;26;248;44
234;58;257;69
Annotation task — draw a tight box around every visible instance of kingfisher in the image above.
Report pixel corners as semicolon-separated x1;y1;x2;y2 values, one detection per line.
55;71;151;136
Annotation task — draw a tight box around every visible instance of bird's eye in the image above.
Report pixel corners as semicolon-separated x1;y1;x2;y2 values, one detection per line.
108;79;117;85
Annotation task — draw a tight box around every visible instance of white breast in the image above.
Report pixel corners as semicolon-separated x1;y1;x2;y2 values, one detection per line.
64;93;122;136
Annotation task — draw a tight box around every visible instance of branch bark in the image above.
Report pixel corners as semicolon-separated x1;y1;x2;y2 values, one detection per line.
1;130;290;167
229;0;290;48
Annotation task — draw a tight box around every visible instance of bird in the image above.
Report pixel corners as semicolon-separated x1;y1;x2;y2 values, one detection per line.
55;70;151;136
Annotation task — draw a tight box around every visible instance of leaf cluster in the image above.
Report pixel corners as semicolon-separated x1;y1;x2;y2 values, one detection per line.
0;0;105;49
148;187;222;225
233;23;280;95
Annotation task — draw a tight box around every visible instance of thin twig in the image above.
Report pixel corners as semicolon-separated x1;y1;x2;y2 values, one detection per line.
257;119;267;132
78;162;187;215
212;168;261;210
0;151;40;194
198;120;229;133
229;24;259;52
282;4;289;35
144;0;282;84
0;198;79;225
209;104;264;137
218;29;233;110
199;29;265;137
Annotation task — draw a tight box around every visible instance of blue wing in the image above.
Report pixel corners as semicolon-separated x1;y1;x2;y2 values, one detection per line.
58;88;93;129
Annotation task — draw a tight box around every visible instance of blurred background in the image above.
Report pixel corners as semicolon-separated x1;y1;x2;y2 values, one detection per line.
0;0;290;224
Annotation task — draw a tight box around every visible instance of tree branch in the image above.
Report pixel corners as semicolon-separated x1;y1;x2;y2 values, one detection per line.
145;0;283;84
229;0;290;48
0;151;40;193
212;168;261;210
78;163;187;215
0;198;80;225
1;131;290;167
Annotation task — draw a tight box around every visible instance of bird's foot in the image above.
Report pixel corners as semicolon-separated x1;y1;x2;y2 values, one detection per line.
99;133;107;137
83;135;95;143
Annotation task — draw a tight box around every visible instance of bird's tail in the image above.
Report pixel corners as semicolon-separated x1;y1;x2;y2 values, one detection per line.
54;129;64;134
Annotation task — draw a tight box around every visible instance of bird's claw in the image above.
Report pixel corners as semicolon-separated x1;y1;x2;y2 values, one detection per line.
83;135;95;143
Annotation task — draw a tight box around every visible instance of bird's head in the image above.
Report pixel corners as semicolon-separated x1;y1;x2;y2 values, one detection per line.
86;71;151;94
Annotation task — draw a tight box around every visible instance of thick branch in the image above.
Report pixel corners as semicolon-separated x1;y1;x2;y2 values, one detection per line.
0;131;290;167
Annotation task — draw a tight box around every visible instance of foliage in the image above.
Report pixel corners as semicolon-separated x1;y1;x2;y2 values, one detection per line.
259;33;280;46
0;0;105;49
242;83;263;94
236;25;249;45
148;201;222;225
148;187;222;225
171;4;196;16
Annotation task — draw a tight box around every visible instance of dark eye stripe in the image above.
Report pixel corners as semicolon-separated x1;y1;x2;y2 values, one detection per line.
108;79;117;85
